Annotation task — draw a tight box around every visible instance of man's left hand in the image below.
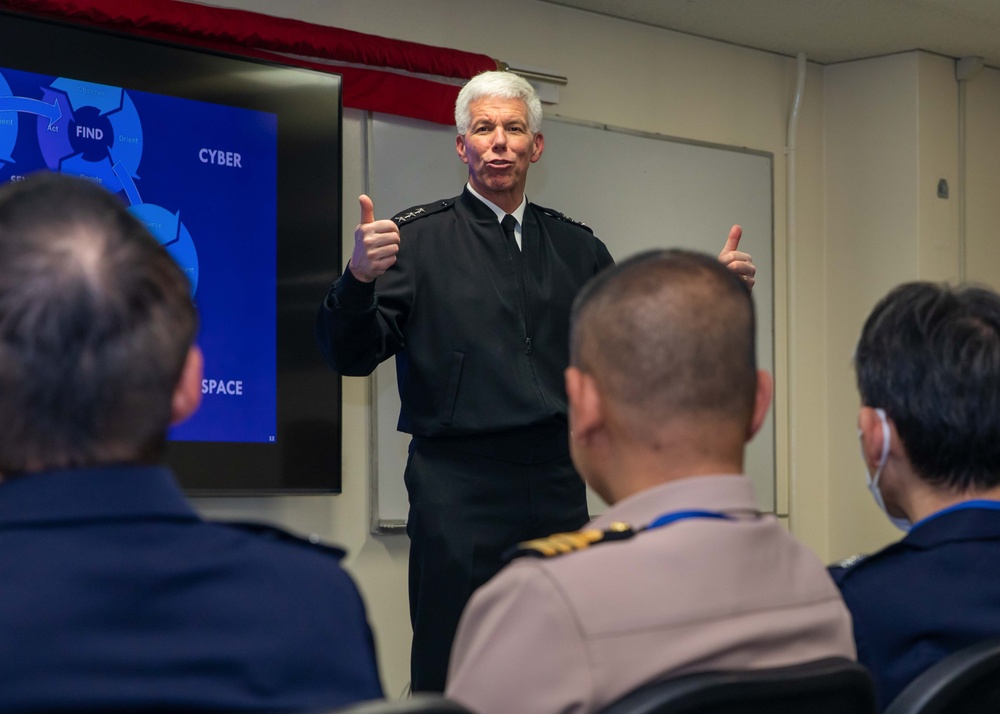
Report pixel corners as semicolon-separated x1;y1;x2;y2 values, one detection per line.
718;224;755;290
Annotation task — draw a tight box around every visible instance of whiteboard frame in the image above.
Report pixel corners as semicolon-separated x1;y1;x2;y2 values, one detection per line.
366;112;775;534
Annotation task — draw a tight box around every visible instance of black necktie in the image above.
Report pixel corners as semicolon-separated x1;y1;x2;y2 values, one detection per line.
501;214;519;251
500;213;524;274
502;214;532;353
501;213;523;275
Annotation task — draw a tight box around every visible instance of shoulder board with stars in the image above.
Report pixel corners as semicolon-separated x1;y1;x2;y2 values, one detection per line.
505;522;635;560
532;203;594;234
392;199;455;226
834;552;869;570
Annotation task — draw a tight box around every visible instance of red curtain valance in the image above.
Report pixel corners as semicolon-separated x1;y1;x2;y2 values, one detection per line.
0;0;499;124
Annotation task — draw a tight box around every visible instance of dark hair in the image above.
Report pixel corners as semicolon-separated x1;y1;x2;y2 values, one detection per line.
0;172;197;473
570;249;756;429
856;281;1000;491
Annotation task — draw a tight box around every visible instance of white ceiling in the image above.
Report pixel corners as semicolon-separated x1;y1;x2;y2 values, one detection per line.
540;0;1000;69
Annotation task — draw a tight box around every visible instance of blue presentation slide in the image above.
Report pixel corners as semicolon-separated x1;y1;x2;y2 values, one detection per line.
0;67;278;444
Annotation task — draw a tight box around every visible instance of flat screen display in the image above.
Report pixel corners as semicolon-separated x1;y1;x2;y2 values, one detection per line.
0;11;343;493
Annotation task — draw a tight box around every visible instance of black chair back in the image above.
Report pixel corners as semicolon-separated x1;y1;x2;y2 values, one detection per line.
332;693;474;714
884;638;1000;714
597;657;876;714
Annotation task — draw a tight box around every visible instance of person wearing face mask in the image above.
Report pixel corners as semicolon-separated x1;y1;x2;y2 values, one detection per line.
830;281;1000;711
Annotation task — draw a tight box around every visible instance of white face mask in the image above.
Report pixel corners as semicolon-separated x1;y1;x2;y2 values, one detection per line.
859;408;912;532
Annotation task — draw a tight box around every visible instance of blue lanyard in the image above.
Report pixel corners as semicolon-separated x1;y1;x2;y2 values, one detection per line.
647;509;735;530
912;499;1000;530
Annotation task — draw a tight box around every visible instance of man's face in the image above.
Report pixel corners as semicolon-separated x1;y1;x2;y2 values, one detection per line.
456;96;544;207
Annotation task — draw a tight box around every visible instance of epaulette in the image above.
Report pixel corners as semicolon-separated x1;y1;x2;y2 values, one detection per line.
222;520;347;560
505;521;635;560
834;552;869;570
392;199;455;226
532;203;594;235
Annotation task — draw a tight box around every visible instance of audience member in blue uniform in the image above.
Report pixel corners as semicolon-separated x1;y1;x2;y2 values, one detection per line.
0;173;383;712
830;281;1000;711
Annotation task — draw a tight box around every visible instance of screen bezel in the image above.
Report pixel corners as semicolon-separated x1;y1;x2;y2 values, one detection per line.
0;10;343;494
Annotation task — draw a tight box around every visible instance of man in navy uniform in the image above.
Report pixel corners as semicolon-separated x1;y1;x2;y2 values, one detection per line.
0;173;382;712
831;281;1000;710
317;70;757;692
445;250;853;714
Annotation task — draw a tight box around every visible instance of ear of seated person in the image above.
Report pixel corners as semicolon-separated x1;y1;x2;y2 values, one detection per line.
444;250;855;714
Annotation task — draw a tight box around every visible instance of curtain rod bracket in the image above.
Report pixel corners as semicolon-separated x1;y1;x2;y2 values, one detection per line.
500;63;569;86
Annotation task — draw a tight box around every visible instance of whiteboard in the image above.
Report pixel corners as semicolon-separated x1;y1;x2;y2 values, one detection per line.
367;112;774;532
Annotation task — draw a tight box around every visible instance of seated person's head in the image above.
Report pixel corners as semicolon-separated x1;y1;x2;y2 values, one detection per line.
565;249;771;503
0;172;201;476
855;281;1000;525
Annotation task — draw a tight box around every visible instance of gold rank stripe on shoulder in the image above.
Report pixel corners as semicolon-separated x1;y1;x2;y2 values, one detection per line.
521;529;603;557
507;522;635;559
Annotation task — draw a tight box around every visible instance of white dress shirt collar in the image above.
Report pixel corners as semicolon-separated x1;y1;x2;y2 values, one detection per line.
466;183;527;249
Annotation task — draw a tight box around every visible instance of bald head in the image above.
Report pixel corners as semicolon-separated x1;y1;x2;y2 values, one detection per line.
570;249;757;439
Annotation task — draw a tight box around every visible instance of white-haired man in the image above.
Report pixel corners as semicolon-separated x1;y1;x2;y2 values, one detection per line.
317;71;756;691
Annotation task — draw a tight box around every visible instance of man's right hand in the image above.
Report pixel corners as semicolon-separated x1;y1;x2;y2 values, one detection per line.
349;194;401;283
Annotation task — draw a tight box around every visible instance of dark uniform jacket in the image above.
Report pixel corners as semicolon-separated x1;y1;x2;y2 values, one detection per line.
830;504;1000;711
317;187;614;438
0;464;383;712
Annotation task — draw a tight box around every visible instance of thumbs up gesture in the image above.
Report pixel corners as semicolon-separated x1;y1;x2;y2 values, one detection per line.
348;194;401;283
718;225;755;289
